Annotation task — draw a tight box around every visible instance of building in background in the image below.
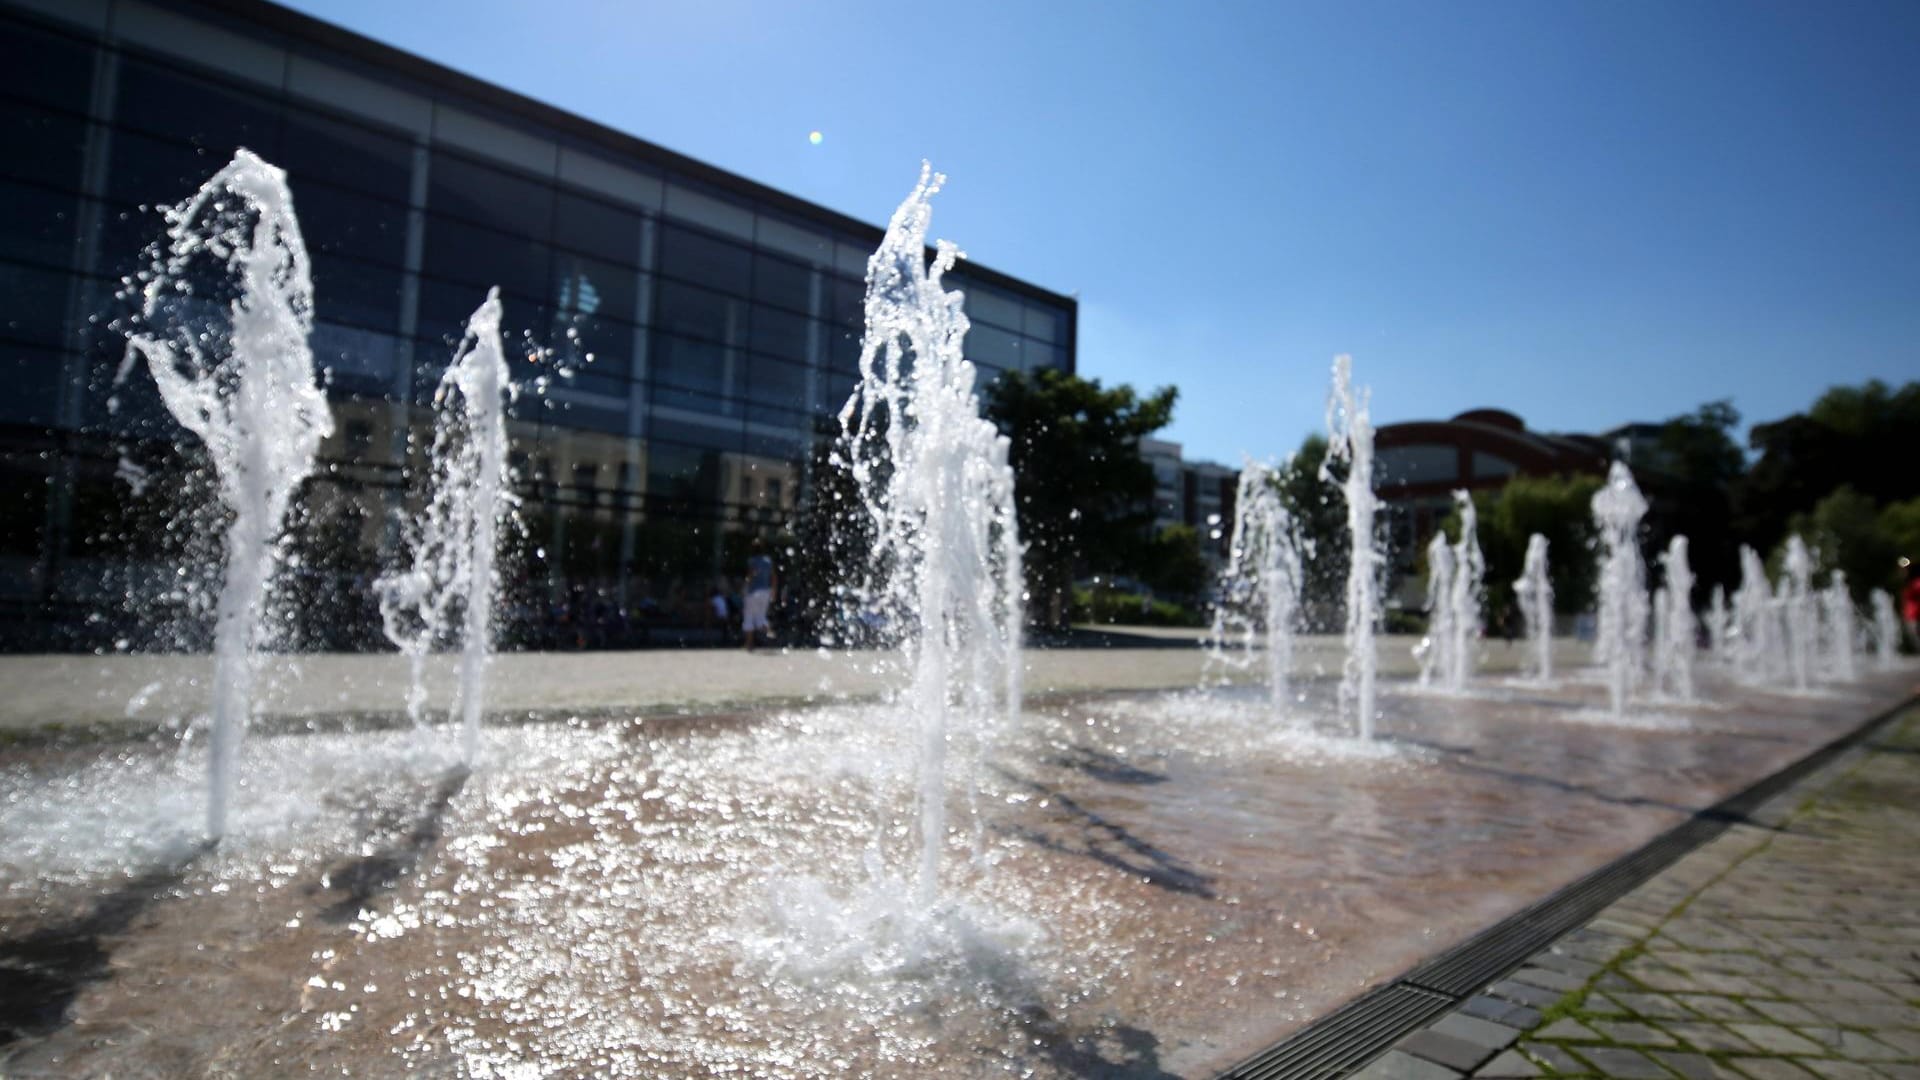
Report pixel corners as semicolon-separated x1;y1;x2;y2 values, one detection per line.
0;0;1075;649
1373;408;1611;601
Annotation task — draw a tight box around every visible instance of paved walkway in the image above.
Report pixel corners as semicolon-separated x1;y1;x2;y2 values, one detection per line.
1355;707;1920;1080
0;632;1598;733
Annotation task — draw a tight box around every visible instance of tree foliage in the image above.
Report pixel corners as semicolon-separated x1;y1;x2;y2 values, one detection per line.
1643;400;1744;601
1445;473;1602;630
983;369;1178;628
1736;380;1920;557
1270;435;1349;631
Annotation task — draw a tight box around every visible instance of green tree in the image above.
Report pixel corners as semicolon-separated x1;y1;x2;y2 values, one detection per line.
1786;486;1895;599
1446;473;1602;631
1736;380;1920;552
1645;400;1745;601
982;369;1178;629
1138;523;1208;602
1270;435;1348;631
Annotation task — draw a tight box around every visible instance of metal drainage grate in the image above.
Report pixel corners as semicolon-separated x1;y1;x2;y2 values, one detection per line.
1216;693;1917;1080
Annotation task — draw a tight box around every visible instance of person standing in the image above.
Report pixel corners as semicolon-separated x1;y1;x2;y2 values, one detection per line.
743;538;777;651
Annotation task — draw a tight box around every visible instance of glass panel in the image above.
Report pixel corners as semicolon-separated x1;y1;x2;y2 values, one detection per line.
0;344;64;426
309;253;404;332
0;20;95;113
651;333;728;398
1376;444;1459;486
748;306;813;362
294;181;408;267
652;413;742;452
550;311;635;380
653;280;744;346
829;274;863;328
646;441;727;505
0;101;88;189
751;250;811;314
1472;452;1517;480
1023;302;1064;344
311;321;398;384
427;150;553;238
421;216;551;299
960;281;1023;331
755;215;831;264
554;190;643;264
280;110;413;202
744;354;808;409
0;261;75;347
0;180;79;268
663;182;753;240
116;58;281;154
102;128;216;207
551;251;639;325
657;223;750;294
826;327;861;373
965;322;1023;370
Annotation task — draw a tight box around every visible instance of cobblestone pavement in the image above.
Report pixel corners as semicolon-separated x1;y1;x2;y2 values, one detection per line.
1355;707;1920;1080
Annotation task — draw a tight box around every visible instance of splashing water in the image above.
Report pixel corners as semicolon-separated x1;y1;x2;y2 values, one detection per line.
1705;584;1730;663
1207;460;1305;716
1417;529;1455;689
1323;355;1380;740
1514;533;1553;682
1818;570;1856;684
122;149;333;839
1731;545;1784;686
1443;491;1483;691
1781;536;1816;692
1870;588;1900;668
835;164;1024;923
1590;462;1648;717
1650;536;1696;702
376;289;516;759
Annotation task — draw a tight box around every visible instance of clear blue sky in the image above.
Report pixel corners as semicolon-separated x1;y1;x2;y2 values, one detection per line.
285;0;1919;464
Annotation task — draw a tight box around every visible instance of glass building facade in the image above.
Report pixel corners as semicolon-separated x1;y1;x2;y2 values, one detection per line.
0;0;1075;650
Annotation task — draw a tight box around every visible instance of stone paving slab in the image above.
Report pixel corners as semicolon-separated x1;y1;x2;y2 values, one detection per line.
1356;707;1920;1080
0;632;1598;732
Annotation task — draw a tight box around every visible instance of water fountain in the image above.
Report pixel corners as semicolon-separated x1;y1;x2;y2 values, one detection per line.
1731;545;1784;686
1870;588;1900;667
1417;530;1455;689
1705;585;1730;663
1781;536;1816;692
1650;536;1696;702
1323;355;1380;739
1444;492;1483;691
1514;533;1553;682
833;164;1025;923
1208;460;1304;716
1590;462;1649;717
121;149;334;839
376;289;516;760
1819;571;1857;684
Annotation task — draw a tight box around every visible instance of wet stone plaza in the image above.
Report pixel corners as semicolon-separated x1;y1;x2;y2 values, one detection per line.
2;651;1913;1078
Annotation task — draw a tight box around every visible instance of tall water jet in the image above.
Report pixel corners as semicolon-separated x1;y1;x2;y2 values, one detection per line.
839;165;1023;911
1514;533;1553;682
1731;545;1784;686
1207;460;1304;716
377;289;515;760
1705;585;1730;662
1323;355;1380;740
1870;588;1900;667
1590;462;1649;717
1819;571;1857;684
1417;531;1455;689
1781;536;1816;692
1444;491;1483;691
123;149;333;839
1650;536;1696;702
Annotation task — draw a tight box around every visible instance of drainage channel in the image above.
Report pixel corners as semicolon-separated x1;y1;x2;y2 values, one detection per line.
1216;693;1919;1080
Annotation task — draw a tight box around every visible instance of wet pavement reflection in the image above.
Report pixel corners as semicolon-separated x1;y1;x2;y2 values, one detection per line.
1;664;1912;1077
